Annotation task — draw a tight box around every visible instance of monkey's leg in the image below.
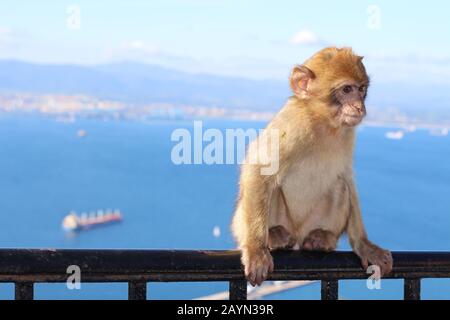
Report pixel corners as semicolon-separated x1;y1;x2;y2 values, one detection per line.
268;225;296;249
268;188;297;250
299;177;350;251
302;228;338;252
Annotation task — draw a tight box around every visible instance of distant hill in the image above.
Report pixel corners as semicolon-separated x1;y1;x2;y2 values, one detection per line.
0;60;289;110
0;60;449;121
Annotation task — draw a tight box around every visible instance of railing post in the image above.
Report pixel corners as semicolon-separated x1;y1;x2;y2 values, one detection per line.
404;278;421;300
128;281;147;300
321;280;338;300
229;280;247;300
15;282;34;300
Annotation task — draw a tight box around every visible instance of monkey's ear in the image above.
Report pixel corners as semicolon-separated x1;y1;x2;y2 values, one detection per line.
290;65;315;98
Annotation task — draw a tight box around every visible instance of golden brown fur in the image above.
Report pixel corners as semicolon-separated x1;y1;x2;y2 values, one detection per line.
231;47;392;286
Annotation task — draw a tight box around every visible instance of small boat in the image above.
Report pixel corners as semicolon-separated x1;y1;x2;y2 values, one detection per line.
62;210;122;231
429;128;449;137
385;130;404;140
77;129;87;138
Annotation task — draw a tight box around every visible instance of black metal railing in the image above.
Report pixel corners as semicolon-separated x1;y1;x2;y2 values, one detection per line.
1;249;450;300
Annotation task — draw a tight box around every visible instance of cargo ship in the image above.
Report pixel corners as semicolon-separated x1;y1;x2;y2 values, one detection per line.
62;210;122;231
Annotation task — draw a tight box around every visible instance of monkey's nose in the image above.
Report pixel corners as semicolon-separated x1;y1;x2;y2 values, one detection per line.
351;103;364;113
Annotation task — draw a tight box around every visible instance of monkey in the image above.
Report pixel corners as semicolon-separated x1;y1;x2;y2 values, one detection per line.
231;47;393;286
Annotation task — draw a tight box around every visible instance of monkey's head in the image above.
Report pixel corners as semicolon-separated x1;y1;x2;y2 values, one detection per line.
290;47;369;127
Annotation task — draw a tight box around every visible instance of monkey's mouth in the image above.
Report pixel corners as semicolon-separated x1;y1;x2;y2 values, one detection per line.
343;113;363;125
344;114;361;119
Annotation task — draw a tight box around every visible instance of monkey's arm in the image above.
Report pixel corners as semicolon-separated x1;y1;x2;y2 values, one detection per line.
234;123;305;285
235;106;301;249
239;166;274;248
345;177;369;251
234;160;278;286
345;176;393;275
233;103;312;286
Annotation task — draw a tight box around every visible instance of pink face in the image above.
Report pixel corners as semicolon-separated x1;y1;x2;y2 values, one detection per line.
331;82;368;126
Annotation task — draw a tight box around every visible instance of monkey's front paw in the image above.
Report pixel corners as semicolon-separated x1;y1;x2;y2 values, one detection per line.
242;247;274;287
357;243;393;276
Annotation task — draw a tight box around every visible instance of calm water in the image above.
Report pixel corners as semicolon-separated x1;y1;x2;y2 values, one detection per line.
0;115;449;300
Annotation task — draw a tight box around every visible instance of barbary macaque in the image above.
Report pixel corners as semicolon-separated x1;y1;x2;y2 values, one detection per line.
231;47;393;286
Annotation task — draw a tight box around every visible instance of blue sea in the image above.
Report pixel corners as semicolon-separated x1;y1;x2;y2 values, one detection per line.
0;115;449;300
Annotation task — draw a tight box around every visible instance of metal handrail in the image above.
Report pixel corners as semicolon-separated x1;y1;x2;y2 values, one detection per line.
1;249;449;300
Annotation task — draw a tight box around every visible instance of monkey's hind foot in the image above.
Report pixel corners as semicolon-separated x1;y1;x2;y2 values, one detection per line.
302;229;337;252
268;225;296;250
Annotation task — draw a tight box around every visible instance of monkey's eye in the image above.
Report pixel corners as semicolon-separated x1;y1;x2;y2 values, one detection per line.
359;86;366;92
342;85;352;94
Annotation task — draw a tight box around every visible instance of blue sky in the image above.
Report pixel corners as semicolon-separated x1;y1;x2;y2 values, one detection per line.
0;0;449;83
